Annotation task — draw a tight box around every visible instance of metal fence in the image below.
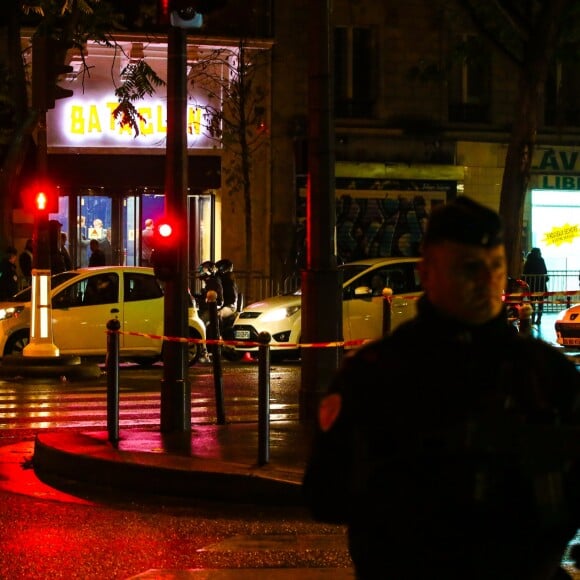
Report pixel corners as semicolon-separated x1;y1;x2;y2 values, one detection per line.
524;270;580;312
194;269;580;312
234;270;301;306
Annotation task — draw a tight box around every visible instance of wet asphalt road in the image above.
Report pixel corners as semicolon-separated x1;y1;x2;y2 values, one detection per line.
0;359;353;579
0;315;578;579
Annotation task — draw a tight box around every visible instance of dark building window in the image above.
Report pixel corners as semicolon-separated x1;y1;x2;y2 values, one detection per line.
545;62;580;127
448;34;491;123
334;26;374;118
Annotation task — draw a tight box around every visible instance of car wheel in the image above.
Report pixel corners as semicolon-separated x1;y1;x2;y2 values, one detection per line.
187;329;203;366
4;329;30;356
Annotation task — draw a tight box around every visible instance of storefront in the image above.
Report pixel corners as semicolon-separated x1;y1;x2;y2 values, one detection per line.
296;161;465;263
529;146;580;275
21;35;227;284
46;154;219;281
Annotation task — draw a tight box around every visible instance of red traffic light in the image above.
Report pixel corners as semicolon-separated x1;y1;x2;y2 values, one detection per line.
157;222;174;238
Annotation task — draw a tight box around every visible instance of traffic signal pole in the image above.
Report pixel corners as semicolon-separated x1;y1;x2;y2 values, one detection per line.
24;33;74;358
299;0;342;425
23;93;58;357
160;25;191;441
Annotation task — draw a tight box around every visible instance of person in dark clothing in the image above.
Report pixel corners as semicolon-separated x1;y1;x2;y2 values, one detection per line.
18;239;33;288
196;260;223;362
60;232;73;271
88;239;106;267
216;258;239;324
0;247;19;300
303;197;580;580
523;247;549;325
197;261;223;326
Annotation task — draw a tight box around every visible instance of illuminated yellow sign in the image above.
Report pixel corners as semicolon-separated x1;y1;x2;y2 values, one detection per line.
67;100;202;138
542;223;580;246
48;96;215;149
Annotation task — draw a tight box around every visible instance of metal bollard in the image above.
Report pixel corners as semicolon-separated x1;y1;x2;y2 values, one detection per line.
519;303;533;336
258;331;271;466
106;318;121;445
207;290;226;424
382;287;393;335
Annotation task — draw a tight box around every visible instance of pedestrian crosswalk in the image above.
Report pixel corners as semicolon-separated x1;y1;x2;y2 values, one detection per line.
0;385;299;431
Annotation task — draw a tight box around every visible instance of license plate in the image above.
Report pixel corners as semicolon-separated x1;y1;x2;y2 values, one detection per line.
234;330;251;340
563;338;580;346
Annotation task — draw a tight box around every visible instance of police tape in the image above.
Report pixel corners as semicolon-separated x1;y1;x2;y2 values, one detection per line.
107;328;368;350
503;289;580;304
107;288;580;349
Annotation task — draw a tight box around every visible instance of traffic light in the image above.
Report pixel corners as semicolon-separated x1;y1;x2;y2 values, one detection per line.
31;182;59;215
32;188;52;270
159;0;227;27
35;191;48;212
32;35;74;111
151;220;179;282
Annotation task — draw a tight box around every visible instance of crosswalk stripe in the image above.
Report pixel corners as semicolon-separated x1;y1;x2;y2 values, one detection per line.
0;386;298;431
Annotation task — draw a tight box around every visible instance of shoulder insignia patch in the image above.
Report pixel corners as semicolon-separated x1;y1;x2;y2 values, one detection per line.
319;393;342;432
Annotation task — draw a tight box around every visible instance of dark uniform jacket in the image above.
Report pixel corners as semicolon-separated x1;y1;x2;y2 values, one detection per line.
219;272;238;309
0;258;18;300
304;296;580;579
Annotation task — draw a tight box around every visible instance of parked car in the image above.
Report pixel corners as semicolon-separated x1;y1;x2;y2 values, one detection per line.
231;257;422;360
555;303;580;347
0;266;206;365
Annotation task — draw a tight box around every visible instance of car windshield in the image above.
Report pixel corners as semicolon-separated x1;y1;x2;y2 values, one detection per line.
281;264;375;297
6;271;80;302
339;264;372;284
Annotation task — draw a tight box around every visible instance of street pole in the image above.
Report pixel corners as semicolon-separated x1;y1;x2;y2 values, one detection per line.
160;25;191;443
24;76;58;358
299;0;342;425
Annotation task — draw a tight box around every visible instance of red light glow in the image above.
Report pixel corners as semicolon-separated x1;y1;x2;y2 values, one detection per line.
158;223;173;238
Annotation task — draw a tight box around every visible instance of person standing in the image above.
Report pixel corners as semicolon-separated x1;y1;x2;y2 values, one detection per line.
523;247;549;325
0;247;19;300
303;197;580;580
18;239;33;288
141;218;155;266
60;232;73;271
88;239;106;267
216;258;238;323
77;216;90;267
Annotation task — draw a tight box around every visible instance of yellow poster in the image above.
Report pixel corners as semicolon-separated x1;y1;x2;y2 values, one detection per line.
542;224;580;246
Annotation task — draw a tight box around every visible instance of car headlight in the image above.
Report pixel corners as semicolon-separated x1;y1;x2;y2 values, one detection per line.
261;305;301;322
0;306;25;320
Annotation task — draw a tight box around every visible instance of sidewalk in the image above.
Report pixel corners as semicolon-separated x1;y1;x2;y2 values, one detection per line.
33;420;311;504
31;312;565;505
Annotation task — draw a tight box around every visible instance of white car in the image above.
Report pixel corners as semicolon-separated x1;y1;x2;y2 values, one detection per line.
555;304;580;347
0;266;206;366
232;257;422;360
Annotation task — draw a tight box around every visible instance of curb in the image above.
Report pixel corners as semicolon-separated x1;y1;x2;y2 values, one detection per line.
33;431;305;505
0;355;101;380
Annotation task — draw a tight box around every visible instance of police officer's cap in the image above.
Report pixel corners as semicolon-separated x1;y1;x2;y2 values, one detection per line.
422;196;504;248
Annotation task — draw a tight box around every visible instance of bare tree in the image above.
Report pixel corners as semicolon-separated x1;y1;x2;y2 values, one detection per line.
188;40;271;275
447;0;579;275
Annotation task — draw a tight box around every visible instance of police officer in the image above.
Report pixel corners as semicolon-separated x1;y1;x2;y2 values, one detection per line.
303;196;580;579
0;246;18;300
215;258;239;323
